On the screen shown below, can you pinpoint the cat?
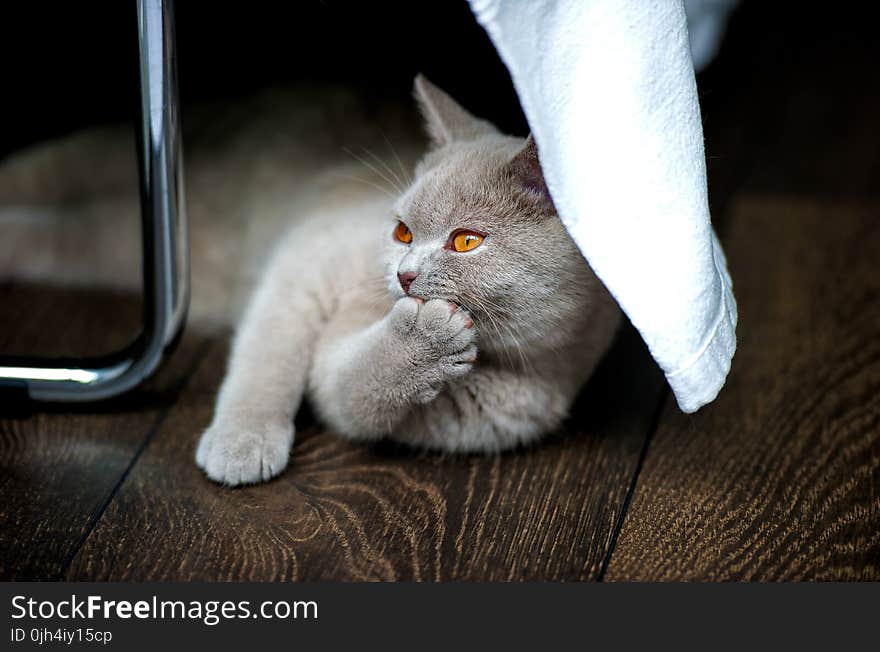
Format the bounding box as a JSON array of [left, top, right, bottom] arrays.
[[194, 76, 621, 486]]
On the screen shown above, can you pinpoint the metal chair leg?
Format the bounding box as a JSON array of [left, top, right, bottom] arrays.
[[0, 0, 189, 402]]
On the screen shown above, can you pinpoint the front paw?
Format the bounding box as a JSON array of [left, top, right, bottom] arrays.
[[195, 418, 294, 486], [388, 297, 477, 399]]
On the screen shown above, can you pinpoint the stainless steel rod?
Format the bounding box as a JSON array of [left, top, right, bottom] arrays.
[[0, 0, 189, 402]]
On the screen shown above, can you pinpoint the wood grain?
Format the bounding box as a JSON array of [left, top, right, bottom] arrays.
[[0, 284, 205, 580], [67, 324, 664, 581], [604, 196, 880, 581]]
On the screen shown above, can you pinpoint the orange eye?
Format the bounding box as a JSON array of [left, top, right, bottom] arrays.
[[451, 230, 485, 252], [394, 221, 413, 244]]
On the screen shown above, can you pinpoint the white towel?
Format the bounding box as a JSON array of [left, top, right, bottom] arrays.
[[468, 0, 737, 413]]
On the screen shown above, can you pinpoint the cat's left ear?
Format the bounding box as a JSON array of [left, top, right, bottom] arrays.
[[414, 74, 498, 147], [507, 134, 554, 208]]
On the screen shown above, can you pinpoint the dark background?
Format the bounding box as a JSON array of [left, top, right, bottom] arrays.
[[0, 1, 525, 161], [2, 1, 877, 205]]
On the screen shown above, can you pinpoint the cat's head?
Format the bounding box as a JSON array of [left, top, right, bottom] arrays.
[[384, 75, 609, 356]]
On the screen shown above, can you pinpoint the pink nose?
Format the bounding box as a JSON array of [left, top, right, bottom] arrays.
[[398, 271, 418, 294]]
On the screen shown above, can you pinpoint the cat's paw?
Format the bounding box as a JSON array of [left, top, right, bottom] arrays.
[[388, 297, 477, 398], [195, 418, 294, 486]]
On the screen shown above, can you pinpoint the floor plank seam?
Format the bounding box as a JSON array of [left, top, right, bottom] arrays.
[[596, 387, 669, 581], [55, 337, 213, 579]]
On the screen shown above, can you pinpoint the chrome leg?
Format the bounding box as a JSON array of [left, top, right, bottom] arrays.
[[0, 0, 189, 402]]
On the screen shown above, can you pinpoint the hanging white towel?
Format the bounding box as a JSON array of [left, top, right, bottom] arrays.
[[468, 0, 737, 412]]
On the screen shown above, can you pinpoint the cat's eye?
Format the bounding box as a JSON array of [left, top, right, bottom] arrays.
[[450, 230, 485, 253], [394, 221, 413, 244]]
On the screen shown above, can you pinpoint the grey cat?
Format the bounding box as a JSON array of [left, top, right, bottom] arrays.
[[195, 76, 621, 486]]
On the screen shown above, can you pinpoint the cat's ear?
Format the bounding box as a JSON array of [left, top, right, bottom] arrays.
[[414, 74, 498, 147], [507, 134, 554, 208]]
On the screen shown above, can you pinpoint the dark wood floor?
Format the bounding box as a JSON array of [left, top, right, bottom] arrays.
[[1, 5, 878, 581]]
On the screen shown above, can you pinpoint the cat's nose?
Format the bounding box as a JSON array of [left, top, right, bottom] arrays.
[[398, 271, 418, 294]]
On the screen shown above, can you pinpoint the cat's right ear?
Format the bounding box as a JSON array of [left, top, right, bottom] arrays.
[[414, 74, 498, 148], [507, 134, 555, 209]]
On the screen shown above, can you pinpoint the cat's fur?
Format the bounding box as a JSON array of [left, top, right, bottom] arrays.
[[195, 76, 620, 485]]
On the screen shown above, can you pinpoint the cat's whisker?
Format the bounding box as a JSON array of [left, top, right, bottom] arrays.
[[362, 146, 408, 194], [461, 291, 520, 373], [361, 146, 404, 189], [380, 131, 413, 187], [363, 292, 394, 308], [463, 291, 544, 375], [497, 318, 535, 376], [459, 289, 510, 314], [472, 295, 512, 319], [332, 171, 399, 200], [487, 303, 535, 375], [362, 289, 393, 302], [343, 147, 404, 196], [490, 321, 522, 373], [342, 155, 401, 196], [348, 155, 400, 199], [361, 277, 392, 289], [361, 287, 392, 301], [360, 289, 395, 313]]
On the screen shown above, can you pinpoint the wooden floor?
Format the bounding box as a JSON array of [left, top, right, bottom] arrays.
[[1, 6, 878, 581]]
